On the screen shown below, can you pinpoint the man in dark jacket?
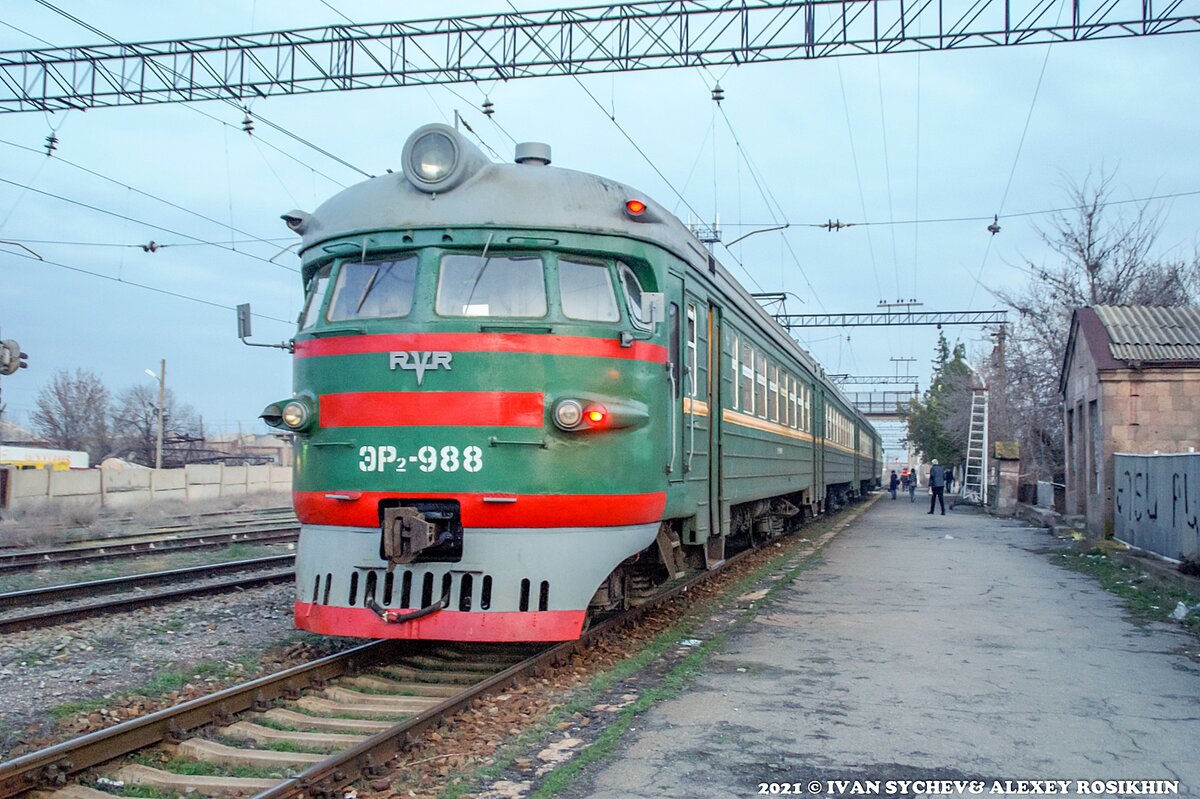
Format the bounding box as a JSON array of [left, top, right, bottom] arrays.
[[928, 459, 946, 515], [889, 470, 899, 499]]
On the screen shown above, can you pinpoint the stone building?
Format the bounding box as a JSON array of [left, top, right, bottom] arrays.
[[1059, 305, 1200, 538]]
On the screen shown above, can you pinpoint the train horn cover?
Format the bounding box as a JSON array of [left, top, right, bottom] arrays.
[[401, 123, 489, 193]]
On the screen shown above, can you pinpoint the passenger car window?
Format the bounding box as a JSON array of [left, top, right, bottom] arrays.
[[559, 258, 619, 321], [437, 253, 547, 317], [327, 257, 417, 321], [299, 265, 332, 330]]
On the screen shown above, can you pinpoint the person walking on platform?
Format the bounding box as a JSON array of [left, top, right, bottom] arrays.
[[928, 459, 946, 515], [888, 470, 899, 500], [907, 471, 917, 502]]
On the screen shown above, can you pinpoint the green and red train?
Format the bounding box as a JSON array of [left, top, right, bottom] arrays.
[[261, 123, 881, 643]]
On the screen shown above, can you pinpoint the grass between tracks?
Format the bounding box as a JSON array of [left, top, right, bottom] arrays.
[[439, 502, 863, 799]]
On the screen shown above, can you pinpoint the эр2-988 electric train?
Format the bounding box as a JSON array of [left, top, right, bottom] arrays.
[[258, 123, 881, 643]]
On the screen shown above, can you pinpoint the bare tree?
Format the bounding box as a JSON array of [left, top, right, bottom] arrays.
[[991, 170, 1200, 480], [30, 369, 112, 461], [111, 383, 202, 466]]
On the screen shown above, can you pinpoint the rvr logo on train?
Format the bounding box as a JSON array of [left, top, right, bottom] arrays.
[[389, 351, 453, 386]]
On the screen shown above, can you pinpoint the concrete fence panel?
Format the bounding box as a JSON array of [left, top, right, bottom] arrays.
[[10, 468, 50, 500], [270, 466, 291, 490], [101, 469, 153, 509], [103, 469, 152, 493], [1, 463, 292, 510], [185, 464, 224, 501], [49, 469, 102, 499], [221, 465, 249, 497], [152, 469, 188, 503], [1114, 453, 1200, 560]]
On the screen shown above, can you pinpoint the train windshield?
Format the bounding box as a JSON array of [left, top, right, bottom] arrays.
[[437, 253, 547, 317], [559, 257, 619, 322], [327, 257, 418, 321]]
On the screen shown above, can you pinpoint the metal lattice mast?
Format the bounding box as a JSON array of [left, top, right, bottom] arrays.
[[2, 1, 1200, 113]]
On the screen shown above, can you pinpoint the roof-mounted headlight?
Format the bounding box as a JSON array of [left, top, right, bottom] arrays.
[[409, 130, 457, 183], [400, 123, 491, 194]]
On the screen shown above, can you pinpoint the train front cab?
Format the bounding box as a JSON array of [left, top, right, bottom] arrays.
[[280, 233, 676, 642]]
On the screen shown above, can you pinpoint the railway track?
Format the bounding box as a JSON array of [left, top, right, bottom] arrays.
[[0, 555, 295, 634], [0, 496, 876, 799], [0, 524, 298, 575], [0, 542, 763, 799]]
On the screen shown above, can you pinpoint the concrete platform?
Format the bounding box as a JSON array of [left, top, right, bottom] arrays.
[[569, 497, 1200, 797]]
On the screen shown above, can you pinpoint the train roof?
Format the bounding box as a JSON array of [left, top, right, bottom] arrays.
[[287, 124, 873, 433]]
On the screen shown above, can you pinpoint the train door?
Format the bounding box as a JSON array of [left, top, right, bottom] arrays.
[[813, 387, 825, 514], [706, 302, 724, 566], [666, 274, 685, 485]]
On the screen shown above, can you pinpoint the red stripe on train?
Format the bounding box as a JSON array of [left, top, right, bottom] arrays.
[[320, 391, 544, 428], [294, 490, 667, 528], [295, 332, 666, 362], [295, 602, 586, 642]]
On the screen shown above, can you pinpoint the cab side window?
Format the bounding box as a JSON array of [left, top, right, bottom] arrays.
[[299, 265, 332, 330], [619, 263, 650, 329]]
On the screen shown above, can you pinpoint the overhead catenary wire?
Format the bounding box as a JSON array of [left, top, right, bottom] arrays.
[[0, 175, 298, 272], [496, 0, 764, 295], [874, 58, 902, 300], [649, 187, 1200, 231], [319, 0, 512, 159], [712, 101, 826, 310], [0, 247, 294, 326], [968, 1, 1063, 307], [179, 105, 347, 189], [833, 58, 886, 305]]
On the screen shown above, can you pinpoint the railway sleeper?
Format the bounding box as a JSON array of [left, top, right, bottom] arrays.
[[296, 695, 432, 718], [218, 720, 368, 750], [111, 764, 277, 795], [174, 738, 324, 768], [259, 707, 395, 733], [343, 674, 462, 696], [372, 665, 483, 684]]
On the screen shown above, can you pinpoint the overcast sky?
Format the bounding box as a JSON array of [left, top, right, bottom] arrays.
[[1, 1, 1198, 439]]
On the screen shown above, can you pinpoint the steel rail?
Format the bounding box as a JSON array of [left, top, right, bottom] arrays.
[[0, 554, 295, 610], [0, 542, 762, 799], [0, 527, 299, 573], [0, 568, 294, 634], [0, 640, 401, 799], [249, 545, 762, 799], [0, 508, 297, 545]]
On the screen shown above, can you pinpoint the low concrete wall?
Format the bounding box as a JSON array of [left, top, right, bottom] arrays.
[[0, 464, 292, 510], [1113, 452, 1200, 560]]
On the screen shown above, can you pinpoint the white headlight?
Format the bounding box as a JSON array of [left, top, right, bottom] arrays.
[[554, 399, 583, 430], [282, 401, 309, 429], [408, 131, 457, 183]]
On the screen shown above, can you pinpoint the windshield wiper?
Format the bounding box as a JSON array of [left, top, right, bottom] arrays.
[[354, 265, 382, 315]]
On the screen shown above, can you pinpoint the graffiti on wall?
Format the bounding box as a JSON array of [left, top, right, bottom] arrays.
[[1114, 454, 1200, 559]]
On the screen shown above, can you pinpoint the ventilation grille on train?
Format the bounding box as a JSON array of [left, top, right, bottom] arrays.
[[311, 570, 551, 613]]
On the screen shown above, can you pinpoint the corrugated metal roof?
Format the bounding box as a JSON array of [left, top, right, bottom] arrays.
[[1093, 305, 1200, 362]]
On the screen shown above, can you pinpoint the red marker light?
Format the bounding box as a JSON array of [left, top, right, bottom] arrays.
[[584, 405, 607, 425], [625, 199, 647, 216]]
